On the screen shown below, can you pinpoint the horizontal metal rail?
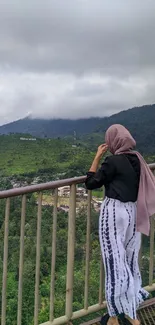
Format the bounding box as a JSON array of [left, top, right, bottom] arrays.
[[40, 282, 155, 325], [0, 162, 154, 199], [0, 176, 86, 198]]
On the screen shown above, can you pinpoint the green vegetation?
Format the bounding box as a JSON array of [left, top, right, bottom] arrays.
[[0, 134, 154, 324], [0, 183, 152, 325], [92, 189, 104, 199], [0, 134, 95, 180], [0, 134, 152, 184], [0, 184, 103, 325]]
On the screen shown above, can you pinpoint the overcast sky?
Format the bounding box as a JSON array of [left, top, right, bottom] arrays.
[[0, 0, 155, 125]]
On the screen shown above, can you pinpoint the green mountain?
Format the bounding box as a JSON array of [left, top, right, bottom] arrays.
[[0, 117, 103, 137], [0, 104, 155, 153], [96, 104, 155, 154]]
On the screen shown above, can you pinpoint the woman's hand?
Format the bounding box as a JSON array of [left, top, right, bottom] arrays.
[[88, 144, 108, 173], [96, 144, 108, 159]]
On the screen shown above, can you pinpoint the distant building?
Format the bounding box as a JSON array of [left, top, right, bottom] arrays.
[[76, 187, 86, 197], [58, 186, 70, 197], [59, 205, 69, 212], [20, 137, 36, 141], [58, 186, 86, 197]]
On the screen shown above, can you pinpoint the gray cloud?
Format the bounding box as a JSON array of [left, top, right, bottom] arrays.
[[0, 0, 155, 124]]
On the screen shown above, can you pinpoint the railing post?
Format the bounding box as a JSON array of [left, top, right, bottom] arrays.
[[34, 192, 42, 325], [84, 191, 92, 310], [139, 235, 143, 271], [149, 215, 155, 286], [17, 195, 27, 325], [1, 198, 10, 325], [50, 188, 58, 322], [99, 188, 105, 304], [99, 256, 104, 305], [65, 184, 76, 320]]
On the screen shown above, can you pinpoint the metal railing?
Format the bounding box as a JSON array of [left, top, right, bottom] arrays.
[[1, 164, 155, 325]]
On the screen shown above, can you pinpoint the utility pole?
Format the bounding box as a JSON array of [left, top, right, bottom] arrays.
[[72, 131, 77, 165]]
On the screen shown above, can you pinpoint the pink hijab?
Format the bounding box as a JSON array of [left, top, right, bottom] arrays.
[[105, 124, 155, 236]]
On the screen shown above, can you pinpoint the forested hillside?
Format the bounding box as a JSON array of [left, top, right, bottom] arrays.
[[0, 135, 94, 182], [0, 132, 154, 324], [0, 104, 155, 154], [0, 134, 154, 187]]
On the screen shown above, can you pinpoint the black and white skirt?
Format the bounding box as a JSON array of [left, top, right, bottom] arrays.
[[99, 197, 149, 319]]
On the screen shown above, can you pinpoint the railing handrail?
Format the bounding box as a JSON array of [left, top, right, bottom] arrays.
[[0, 162, 155, 199], [0, 176, 87, 199], [148, 163, 155, 170]]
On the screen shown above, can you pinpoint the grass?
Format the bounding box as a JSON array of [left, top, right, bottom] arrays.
[[0, 134, 94, 177], [92, 189, 104, 199], [36, 193, 88, 208]]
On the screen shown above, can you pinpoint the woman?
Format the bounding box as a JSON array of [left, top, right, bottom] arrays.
[[85, 124, 155, 325]]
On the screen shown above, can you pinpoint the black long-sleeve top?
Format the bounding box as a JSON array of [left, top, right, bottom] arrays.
[[85, 154, 140, 202]]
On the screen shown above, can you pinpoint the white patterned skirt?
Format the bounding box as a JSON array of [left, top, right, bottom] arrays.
[[99, 197, 149, 319]]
